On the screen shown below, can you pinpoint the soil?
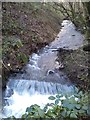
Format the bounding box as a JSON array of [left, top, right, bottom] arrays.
[[58, 47, 89, 91], [2, 3, 61, 89]]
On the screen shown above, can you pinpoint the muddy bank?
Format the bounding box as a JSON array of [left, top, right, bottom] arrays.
[[58, 47, 89, 91]]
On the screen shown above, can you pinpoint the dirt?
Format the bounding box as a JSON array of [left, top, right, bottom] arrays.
[[2, 3, 62, 89], [58, 47, 89, 91]]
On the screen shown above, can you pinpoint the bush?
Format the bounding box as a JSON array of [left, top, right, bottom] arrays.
[[7, 88, 89, 120]]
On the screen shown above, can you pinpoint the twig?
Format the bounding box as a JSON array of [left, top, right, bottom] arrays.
[[70, 53, 88, 69], [1, 60, 9, 71]]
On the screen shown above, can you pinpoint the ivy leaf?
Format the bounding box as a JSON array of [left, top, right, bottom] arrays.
[[79, 91, 83, 96], [49, 113, 56, 118], [70, 113, 77, 118], [34, 112, 39, 118], [68, 104, 76, 110], [87, 109, 90, 115], [74, 93, 80, 98], [44, 106, 48, 112], [75, 87, 79, 93], [26, 107, 33, 113], [38, 109, 45, 118], [55, 99, 59, 105], [33, 104, 40, 110], [56, 94, 63, 98], [66, 111, 71, 116], [48, 96, 55, 100], [78, 110, 86, 114], [61, 110, 67, 117], [82, 105, 88, 110], [20, 53, 28, 63], [62, 100, 70, 108], [75, 104, 81, 110], [21, 114, 27, 118], [46, 110, 56, 118], [16, 40, 23, 48]]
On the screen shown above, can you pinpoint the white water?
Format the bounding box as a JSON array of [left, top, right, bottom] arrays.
[[4, 79, 72, 118], [4, 91, 54, 118], [2, 20, 84, 118]]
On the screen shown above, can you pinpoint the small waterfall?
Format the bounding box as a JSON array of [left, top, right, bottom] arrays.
[[2, 20, 84, 118], [5, 79, 74, 96], [3, 79, 74, 118]]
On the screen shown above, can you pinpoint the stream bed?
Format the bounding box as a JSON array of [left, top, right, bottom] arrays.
[[2, 20, 84, 118]]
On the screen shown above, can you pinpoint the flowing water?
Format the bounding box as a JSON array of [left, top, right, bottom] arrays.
[[2, 20, 84, 118]]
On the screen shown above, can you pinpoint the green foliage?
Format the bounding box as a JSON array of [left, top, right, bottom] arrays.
[[47, 3, 88, 34], [16, 52, 28, 64], [48, 96, 56, 100], [3, 36, 28, 64], [7, 88, 89, 119], [25, 104, 45, 118], [13, 39, 23, 48]]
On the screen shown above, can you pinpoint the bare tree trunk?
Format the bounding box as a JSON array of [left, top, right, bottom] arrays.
[[83, 2, 90, 41]]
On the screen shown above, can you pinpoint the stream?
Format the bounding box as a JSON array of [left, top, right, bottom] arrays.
[[2, 20, 84, 118]]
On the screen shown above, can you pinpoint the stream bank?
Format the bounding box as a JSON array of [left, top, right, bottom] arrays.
[[2, 2, 62, 89], [58, 47, 89, 91], [49, 20, 89, 91]]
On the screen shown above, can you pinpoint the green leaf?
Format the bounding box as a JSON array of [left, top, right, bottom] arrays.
[[70, 113, 77, 118], [79, 91, 83, 96], [21, 114, 27, 118], [55, 99, 59, 105], [69, 97, 76, 103], [44, 106, 48, 112], [48, 96, 56, 100], [46, 110, 56, 118], [68, 104, 76, 110], [74, 93, 80, 98], [61, 110, 67, 117], [38, 109, 45, 118], [16, 40, 23, 48], [56, 94, 63, 98], [26, 107, 33, 113], [75, 104, 81, 110], [32, 104, 40, 109], [26, 104, 40, 113], [20, 53, 28, 63], [82, 105, 88, 110], [16, 54, 21, 60], [75, 87, 79, 93], [87, 109, 90, 115], [33, 112, 39, 118], [62, 100, 70, 108], [49, 113, 56, 118], [66, 111, 71, 116], [78, 109, 86, 114]]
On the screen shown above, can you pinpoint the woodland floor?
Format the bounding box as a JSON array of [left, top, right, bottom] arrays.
[[58, 47, 89, 91]]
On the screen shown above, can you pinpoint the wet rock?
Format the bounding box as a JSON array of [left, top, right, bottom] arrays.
[[5, 88, 13, 97], [58, 64, 64, 69], [83, 44, 90, 52], [47, 70, 54, 75], [72, 34, 75, 36], [58, 48, 73, 53]]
